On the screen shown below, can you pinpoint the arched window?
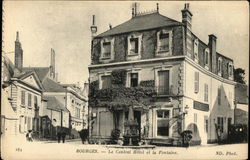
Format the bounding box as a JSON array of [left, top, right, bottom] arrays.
[[218, 57, 222, 76], [204, 48, 210, 69], [194, 39, 199, 62]]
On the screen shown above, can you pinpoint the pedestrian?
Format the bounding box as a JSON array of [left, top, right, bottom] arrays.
[[57, 132, 61, 143], [61, 132, 66, 143], [26, 130, 33, 142]]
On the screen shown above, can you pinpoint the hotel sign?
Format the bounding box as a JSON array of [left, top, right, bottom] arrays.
[[193, 101, 209, 111]]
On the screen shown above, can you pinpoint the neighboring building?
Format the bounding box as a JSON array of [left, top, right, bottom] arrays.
[[234, 83, 248, 125], [1, 35, 43, 139], [1, 32, 88, 140], [88, 3, 235, 145]]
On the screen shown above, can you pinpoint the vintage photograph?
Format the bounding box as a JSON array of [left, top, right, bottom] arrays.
[[1, 1, 248, 160]]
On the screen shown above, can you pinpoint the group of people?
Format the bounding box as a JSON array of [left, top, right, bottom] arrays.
[[25, 129, 67, 143], [57, 131, 67, 143]]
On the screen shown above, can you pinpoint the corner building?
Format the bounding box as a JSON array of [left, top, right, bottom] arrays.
[[88, 3, 235, 145]]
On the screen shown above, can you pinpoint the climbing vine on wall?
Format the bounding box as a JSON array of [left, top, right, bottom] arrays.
[[89, 70, 156, 110]]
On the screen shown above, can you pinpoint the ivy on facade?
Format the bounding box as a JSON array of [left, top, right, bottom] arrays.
[[89, 70, 156, 111]]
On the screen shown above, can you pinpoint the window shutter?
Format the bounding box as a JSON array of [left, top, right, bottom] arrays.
[[194, 72, 199, 93]]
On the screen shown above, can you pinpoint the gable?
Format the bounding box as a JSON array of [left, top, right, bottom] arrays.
[[22, 75, 40, 89]]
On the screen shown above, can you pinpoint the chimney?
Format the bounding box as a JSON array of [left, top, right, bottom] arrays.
[[14, 31, 23, 71], [156, 3, 159, 13], [109, 24, 112, 29], [90, 15, 97, 38], [83, 81, 89, 97], [181, 3, 193, 57], [208, 34, 217, 73], [181, 3, 193, 31], [50, 48, 55, 79]]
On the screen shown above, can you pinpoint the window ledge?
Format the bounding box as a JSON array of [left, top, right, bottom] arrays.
[[127, 53, 139, 57], [100, 57, 111, 60]]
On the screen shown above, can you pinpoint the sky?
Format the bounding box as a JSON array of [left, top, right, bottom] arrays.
[[3, 1, 249, 86]]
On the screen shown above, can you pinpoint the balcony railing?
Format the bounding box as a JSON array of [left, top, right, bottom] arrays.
[[155, 85, 175, 96]]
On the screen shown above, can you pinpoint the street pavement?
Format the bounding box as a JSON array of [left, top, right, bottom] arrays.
[[1, 136, 248, 160]]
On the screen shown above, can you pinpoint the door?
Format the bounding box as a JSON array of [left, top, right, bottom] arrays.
[[134, 111, 141, 141]]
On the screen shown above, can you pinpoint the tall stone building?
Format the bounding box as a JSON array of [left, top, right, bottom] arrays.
[[88, 3, 235, 145]]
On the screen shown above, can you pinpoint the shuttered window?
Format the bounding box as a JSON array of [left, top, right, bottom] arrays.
[[28, 93, 32, 107], [204, 83, 208, 102], [21, 91, 25, 105], [194, 72, 199, 93]]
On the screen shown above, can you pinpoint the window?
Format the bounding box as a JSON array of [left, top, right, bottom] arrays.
[[21, 91, 25, 105], [194, 113, 197, 132], [100, 38, 114, 61], [204, 48, 210, 67], [228, 62, 233, 78], [217, 117, 224, 133], [158, 70, 170, 95], [194, 113, 197, 123], [75, 108, 80, 118], [101, 75, 111, 89], [194, 39, 199, 62], [130, 73, 138, 87], [204, 84, 208, 102], [34, 96, 38, 109], [156, 30, 172, 56], [194, 72, 199, 93], [157, 110, 170, 136], [204, 116, 208, 133], [28, 93, 32, 107], [218, 57, 222, 75], [102, 42, 111, 58], [158, 32, 169, 52], [129, 38, 139, 55], [218, 88, 221, 105]]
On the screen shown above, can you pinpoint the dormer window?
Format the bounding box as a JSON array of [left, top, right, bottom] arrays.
[[218, 57, 222, 76], [204, 48, 210, 70], [156, 29, 172, 56], [129, 38, 139, 55], [159, 32, 169, 52], [100, 38, 114, 62], [228, 62, 233, 80], [102, 42, 111, 58], [127, 33, 142, 61], [194, 39, 199, 63]]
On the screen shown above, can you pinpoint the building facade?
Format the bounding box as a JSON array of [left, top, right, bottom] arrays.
[[88, 3, 235, 145]]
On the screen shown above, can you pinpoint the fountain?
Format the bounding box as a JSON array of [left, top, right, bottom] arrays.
[[123, 106, 139, 146]]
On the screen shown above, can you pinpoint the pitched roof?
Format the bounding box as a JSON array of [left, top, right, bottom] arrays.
[[45, 96, 69, 112], [96, 12, 182, 38], [42, 77, 66, 92], [22, 67, 50, 82]]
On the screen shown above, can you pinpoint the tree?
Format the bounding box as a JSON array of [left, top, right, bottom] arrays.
[[234, 68, 246, 84]]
